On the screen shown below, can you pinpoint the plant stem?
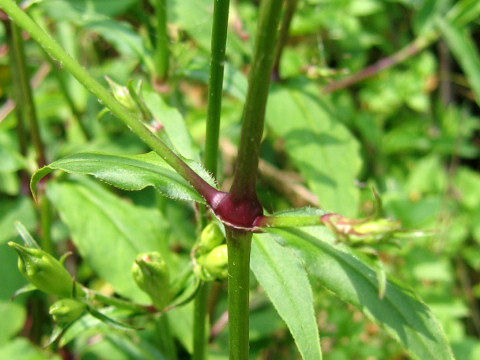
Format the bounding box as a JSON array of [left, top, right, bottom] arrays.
[[193, 3, 232, 358], [273, 0, 298, 80], [229, 0, 283, 200], [153, 0, 169, 81], [193, 282, 210, 360], [0, 0, 219, 201], [156, 315, 178, 360], [8, 11, 47, 168], [204, 0, 230, 177], [4, 18, 29, 190], [226, 228, 251, 360]]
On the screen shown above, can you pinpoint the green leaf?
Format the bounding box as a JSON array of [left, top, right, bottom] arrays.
[[266, 225, 455, 360], [266, 80, 362, 216], [32, 152, 215, 204], [46, 179, 171, 303], [251, 234, 322, 360], [0, 301, 25, 344], [437, 18, 480, 106]]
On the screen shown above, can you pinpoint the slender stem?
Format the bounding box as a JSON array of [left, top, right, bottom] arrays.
[[226, 228, 251, 360], [8, 9, 47, 167], [193, 282, 210, 360], [153, 0, 169, 81], [0, 0, 219, 202], [322, 36, 433, 93], [193, 3, 232, 358], [205, 0, 230, 177], [273, 0, 298, 80], [4, 18, 29, 190], [156, 316, 178, 360], [229, 0, 284, 200]]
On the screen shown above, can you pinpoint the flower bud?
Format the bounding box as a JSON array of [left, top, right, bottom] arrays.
[[49, 299, 86, 324], [198, 222, 224, 255], [197, 244, 228, 281], [105, 76, 137, 111], [8, 242, 74, 298], [131, 252, 172, 309], [321, 214, 401, 243]]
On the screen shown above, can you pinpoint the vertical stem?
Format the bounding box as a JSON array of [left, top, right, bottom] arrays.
[[154, 0, 169, 81], [193, 282, 210, 360], [7, 7, 53, 253], [4, 19, 29, 193], [193, 2, 231, 359], [273, 0, 298, 80], [156, 315, 178, 360], [226, 228, 252, 360], [9, 12, 47, 167], [204, 0, 231, 177], [229, 0, 284, 200], [224, 1, 283, 359]]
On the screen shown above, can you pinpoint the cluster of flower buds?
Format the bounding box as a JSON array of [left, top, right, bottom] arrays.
[[131, 252, 173, 310], [8, 242, 75, 298], [193, 222, 228, 281]]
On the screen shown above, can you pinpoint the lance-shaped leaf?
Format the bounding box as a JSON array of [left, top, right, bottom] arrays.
[[31, 152, 216, 204], [251, 234, 322, 360], [264, 225, 455, 360]]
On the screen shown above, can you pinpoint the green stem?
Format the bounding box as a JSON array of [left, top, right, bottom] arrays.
[[204, 0, 230, 177], [273, 0, 298, 80], [0, 0, 217, 200], [8, 10, 47, 167], [156, 315, 178, 360], [229, 0, 284, 200], [226, 228, 251, 360], [193, 282, 210, 360], [153, 0, 169, 81], [4, 18, 29, 191], [193, 3, 231, 358]]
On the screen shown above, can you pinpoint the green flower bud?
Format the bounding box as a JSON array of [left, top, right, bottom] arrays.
[[197, 244, 228, 281], [198, 222, 224, 254], [131, 252, 172, 309], [105, 76, 137, 111], [49, 299, 86, 324], [8, 242, 74, 298], [321, 214, 401, 244]]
